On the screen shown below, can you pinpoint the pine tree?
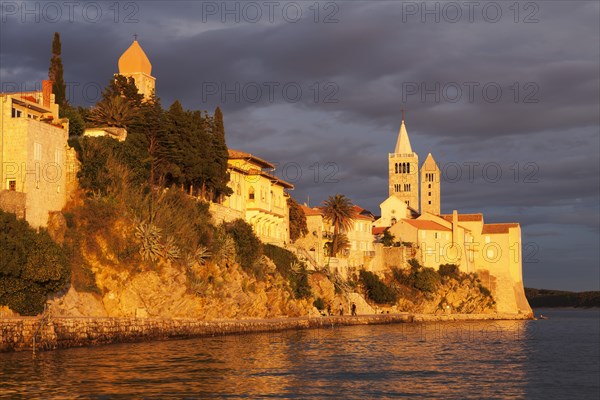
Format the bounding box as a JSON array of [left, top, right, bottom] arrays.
[[48, 32, 67, 107]]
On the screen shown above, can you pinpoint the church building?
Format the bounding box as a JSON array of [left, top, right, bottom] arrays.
[[373, 118, 531, 315]]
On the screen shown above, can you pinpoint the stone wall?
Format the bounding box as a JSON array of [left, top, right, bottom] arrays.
[[0, 313, 530, 353], [209, 202, 243, 224]]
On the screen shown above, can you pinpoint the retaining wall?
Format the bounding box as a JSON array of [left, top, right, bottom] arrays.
[[0, 313, 530, 353]]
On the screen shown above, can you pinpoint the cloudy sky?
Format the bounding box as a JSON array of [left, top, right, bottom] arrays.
[[1, 1, 598, 291]]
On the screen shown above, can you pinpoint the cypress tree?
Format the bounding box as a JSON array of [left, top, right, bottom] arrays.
[[210, 107, 232, 201], [48, 32, 67, 107]]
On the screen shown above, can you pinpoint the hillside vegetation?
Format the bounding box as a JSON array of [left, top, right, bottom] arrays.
[[525, 288, 600, 308]]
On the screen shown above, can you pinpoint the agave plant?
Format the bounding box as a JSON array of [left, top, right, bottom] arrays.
[[162, 236, 181, 262], [192, 245, 212, 266], [135, 221, 162, 262]]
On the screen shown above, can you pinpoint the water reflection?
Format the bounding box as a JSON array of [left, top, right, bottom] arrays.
[[1, 315, 597, 399]]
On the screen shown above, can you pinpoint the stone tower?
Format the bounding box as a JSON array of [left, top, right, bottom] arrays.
[[420, 153, 441, 215], [389, 119, 419, 210], [118, 39, 155, 99]]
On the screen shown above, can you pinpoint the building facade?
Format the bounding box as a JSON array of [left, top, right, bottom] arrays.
[[0, 81, 75, 227], [376, 119, 531, 315], [223, 150, 293, 245]]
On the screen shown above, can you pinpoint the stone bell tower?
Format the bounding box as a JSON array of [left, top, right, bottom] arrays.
[[388, 118, 419, 211], [118, 38, 155, 100], [420, 153, 441, 215]]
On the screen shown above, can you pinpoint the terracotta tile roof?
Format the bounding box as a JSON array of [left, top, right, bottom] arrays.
[[482, 223, 519, 234], [352, 205, 375, 221], [372, 227, 387, 235], [440, 213, 484, 222], [228, 149, 274, 169], [402, 219, 451, 231], [300, 205, 323, 216]]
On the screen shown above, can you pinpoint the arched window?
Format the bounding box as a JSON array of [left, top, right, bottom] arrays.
[[407, 163, 411, 174], [395, 163, 398, 174], [248, 186, 255, 200]]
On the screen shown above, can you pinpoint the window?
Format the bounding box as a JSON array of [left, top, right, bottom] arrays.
[[248, 186, 255, 200], [435, 232, 438, 239], [428, 201, 431, 205], [407, 163, 410, 173], [34, 143, 42, 161], [428, 184, 431, 189], [55, 149, 62, 165], [8, 180, 16, 191], [11, 108, 22, 118], [428, 192, 431, 196]]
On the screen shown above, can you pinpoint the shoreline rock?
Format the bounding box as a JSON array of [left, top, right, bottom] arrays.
[[0, 312, 532, 353]]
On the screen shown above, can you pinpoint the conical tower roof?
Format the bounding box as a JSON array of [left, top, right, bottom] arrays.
[[394, 120, 412, 154], [118, 40, 152, 75], [422, 153, 439, 171]]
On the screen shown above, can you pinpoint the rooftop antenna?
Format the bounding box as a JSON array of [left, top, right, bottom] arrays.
[[401, 108, 405, 122], [133, 33, 138, 41]]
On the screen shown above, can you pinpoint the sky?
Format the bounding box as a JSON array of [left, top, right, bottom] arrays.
[[1, 1, 598, 291]]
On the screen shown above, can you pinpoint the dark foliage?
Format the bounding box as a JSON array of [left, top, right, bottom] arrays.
[[288, 196, 308, 243], [48, 32, 66, 107], [525, 288, 600, 308], [359, 270, 397, 304], [438, 264, 460, 280], [313, 297, 325, 310], [223, 219, 262, 273], [263, 244, 312, 299], [0, 210, 70, 315]]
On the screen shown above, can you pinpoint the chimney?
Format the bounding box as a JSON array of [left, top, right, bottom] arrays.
[[452, 209, 458, 245], [42, 80, 53, 108]]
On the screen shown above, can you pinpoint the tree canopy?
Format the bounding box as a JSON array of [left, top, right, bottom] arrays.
[[322, 194, 357, 256], [48, 32, 66, 107]]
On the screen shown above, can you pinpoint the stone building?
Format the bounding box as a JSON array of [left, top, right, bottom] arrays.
[[375, 119, 531, 315], [295, 203, 375, 277], [118, 39, 155, 100], [0, 81, 75, 227], [222, 149, 293, 245]]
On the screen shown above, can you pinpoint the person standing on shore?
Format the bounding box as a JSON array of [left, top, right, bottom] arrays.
[[351, 303, 357, 316], [339, 303, 344, 316]]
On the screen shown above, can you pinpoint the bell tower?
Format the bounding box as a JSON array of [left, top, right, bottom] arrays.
[[118, 38, 155, 100], [389, 118, 419, 211], [420, 153, 441, 215]]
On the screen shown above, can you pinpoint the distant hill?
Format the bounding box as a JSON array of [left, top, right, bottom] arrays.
[[525, 288, 600, 308]]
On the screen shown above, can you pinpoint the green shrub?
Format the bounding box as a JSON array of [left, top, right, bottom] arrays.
[[381, 229, 394, 246], [413, 267, 440, 293], [408, 258, 422, 270], [263, 244, 312, 299], [223, 219, 262, 273], [359, 270, 397, 304], [438, 264, 460, 280], [478, 284, 492, 298], [313, 297, 325, 310], [0, 210, 71, 315]]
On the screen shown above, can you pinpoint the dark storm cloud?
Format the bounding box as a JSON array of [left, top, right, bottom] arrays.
[[1, 0, 598, 289]]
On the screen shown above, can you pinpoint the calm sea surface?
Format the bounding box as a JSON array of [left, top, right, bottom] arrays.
[[1, 309, 599, 399]]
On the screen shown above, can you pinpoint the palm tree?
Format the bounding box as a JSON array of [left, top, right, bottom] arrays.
[[89, 95, 138, 128], [322, 194, 357, 257]]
